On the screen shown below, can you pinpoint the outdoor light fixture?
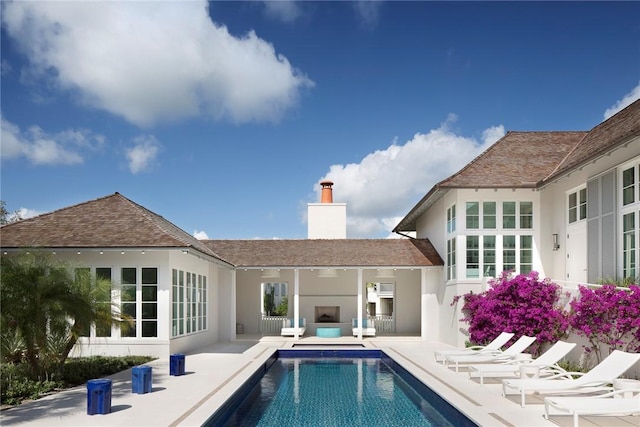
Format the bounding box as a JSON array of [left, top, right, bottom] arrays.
[[552, 233, 560, 251]]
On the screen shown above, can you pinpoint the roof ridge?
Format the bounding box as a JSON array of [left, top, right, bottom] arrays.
[[543, 100, 640, 182], [1, 192, 122, 228], [543, 132, 590, 181], [441, 130, 587, 188], [114, 193, 202, 249], [115, 194, 234, 263]]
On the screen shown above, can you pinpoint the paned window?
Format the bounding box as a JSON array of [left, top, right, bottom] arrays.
[[483, 236, 496, 277], [520, 202, 533, 229], [75, 268, 92, 337], [568, 188, 587, 223], [466, 236, 480, 278], [503, 202, 516, 229], [623, 212, 636, 279], [172, 269, 207, 337], [447, 205, 456, 234], [623, 167, 636, 206], [483, 202, 496, 229], [466, 202, 479, 229], [121, 267, 137, 337], [95, 267, 112, 337], [75, 267, 112, 338], [520, 236, 533, 274], [141, 268, 158, 338], [447, 238, 456, 280], [503, 236, 516, 272], [121, 267, 158, 338]]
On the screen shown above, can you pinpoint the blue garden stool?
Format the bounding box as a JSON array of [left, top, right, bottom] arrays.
[[132, 365, 153, 394], [170, 353, 186, 376], [87, 379, 112, 415]]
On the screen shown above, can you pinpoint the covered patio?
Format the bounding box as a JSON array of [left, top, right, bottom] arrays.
[[205, 238, 445, 341]]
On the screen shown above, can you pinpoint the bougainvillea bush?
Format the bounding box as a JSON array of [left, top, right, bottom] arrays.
[[570, 284, 640, 363], [452, 271, 571, 356]]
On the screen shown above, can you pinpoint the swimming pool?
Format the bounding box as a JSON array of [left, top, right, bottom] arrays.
[[205, 349, 477, 427]]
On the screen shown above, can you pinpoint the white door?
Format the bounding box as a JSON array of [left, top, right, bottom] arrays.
[[566, 224, 587, 284]]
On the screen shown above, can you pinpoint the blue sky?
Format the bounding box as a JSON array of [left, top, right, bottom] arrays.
[[1, 1, 639, 239]]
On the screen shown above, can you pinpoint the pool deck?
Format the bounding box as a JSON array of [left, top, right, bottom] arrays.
[[1, 336, 638, 427]]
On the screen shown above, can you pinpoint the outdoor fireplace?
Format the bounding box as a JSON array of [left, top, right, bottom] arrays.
[[315, 306, 340, 323]]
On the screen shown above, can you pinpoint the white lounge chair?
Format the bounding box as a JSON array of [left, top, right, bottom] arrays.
[[434, 331, 514, 363], [469, 340, 577, 384], [446, 335, 537, 372], [544, 388, 640, 427], [281, 318, 306, 337], [502, 350, 640, 407], [352, 318, 375, 337]]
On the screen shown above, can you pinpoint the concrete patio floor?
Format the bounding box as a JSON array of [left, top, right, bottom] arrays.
[[1, 337, 638, 427]]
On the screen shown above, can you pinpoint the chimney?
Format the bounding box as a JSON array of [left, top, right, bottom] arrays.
[[308, 180, 346, 239], [320, 180, 334, 203]]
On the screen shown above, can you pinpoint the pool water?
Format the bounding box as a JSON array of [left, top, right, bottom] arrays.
[[207, 350, 476, 427]]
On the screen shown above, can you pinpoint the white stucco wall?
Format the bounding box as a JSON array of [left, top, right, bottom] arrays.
[[36, 248, 222, 359], [539, 137, 640, 284], [307, 203, 347, 239]]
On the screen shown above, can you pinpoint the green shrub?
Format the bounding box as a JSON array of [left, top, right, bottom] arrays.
[[1, 355, 155, 406]]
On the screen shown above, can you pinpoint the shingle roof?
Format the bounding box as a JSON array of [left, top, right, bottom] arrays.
[[393, 131, 585, 232], [0, 192, 226, 262], [544, 99, 640, 183], [440, 131, 586, 188], [395, 99, 640, 233], [1, 193, 443, 268], [204, 238, 444, 268]]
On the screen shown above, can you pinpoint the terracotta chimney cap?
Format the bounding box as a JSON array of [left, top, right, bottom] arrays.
[[320, 180, 334, 203]]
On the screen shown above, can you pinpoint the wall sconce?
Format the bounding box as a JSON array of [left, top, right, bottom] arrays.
[[552, 234, 560, 251]]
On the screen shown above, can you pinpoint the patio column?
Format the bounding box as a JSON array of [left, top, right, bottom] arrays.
[[231, 269, 237, 341], [421, 268, 428, 340], [294, 269, 300, 340], [421, 267, 439, 341], [357, 268, 363, 339]]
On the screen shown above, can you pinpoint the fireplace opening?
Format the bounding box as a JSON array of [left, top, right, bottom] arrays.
[[315, 306, 340, 323]]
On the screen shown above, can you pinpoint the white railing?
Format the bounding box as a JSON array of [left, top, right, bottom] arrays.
[[261, 315, 287, 336], [372, 315, 394, 335]]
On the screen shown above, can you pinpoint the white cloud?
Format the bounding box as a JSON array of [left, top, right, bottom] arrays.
[[604, 83, 640, 119], [1, 116, 103, 165], [262, 1, 302, 23], [353, 1, 383, 29], [482, 125, 506, 146], [2, 1, 314, 127], [193, 230, 209, 240], [14, 207, 41, 220], [125, 135, 160, 174], [316, 116, 503, 237]]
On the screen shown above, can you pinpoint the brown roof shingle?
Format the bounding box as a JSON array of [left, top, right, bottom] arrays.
[[0, 193, 225, 261], [395, 100, 640, 233], [1, 193, 442, 268], [204, 238, 443, 268], [440, 131, 586, 188], [545, 99, 640, 183]]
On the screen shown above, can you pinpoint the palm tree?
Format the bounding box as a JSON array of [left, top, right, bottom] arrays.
[[0, 251, 122, 379]]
